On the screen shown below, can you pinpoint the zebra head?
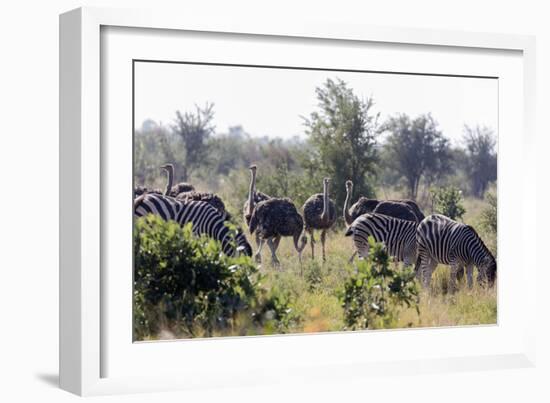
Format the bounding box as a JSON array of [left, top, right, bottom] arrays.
[[235, 230, 253, 257], [479, 256, 497, 287]]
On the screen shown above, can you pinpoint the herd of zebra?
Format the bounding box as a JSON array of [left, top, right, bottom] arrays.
[[134, 163, 497, 289]]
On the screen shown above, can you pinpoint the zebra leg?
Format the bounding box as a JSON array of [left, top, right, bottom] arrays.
[[420, 259, 437, 289], [456, 265, 465, 283], [348, 251, 357, 264], [466, 264, 474, 289], [449, 264, 461, 293], [320, 229, 327, 262], [267, 237, 281, 266], [255, 238, 265, 264]]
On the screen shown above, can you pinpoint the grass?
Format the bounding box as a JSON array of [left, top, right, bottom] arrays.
[[251, 229, 496, 334], [146, 227, 496, 340]]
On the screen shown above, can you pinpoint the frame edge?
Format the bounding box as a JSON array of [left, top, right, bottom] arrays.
[[59, 7, 83, 396]]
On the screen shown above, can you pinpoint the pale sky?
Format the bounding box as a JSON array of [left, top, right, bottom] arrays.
[[134, 62, 498, 146]]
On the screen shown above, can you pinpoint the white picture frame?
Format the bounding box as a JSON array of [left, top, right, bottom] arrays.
[[59, 6, 537, 396]]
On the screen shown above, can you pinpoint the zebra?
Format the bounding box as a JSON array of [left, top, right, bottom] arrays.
[[415, 214, 496, 289], [344, 213, 418, 266], [134, 193, 252, 257]]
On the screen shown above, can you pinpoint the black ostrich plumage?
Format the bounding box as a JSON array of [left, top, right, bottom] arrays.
[[248, 198, 304, 239], [243, 191, 271, 226], [302, 193, 337, 230], [169, 182, 195, 197], [372, 200, 418, 222], [133, 185, 163, 197], [177, 191, 228, 218], [398, 199, 425, 222], [348, 197, 380, 222]]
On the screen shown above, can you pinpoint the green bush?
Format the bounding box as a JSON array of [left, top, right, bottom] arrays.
[[340, 238, 419, 330], [431, 186, 466, 220], [134, 215, 295, 339], [478, 186, 497, 255]]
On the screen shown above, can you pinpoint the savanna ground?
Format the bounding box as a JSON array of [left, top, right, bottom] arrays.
[[142, 195, 496, 341]]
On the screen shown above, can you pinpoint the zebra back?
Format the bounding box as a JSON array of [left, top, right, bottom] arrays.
[[345, 213, 418, 264], [134, 193, 251, 257]]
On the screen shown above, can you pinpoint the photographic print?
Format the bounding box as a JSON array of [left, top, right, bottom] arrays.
[[132, 61, 497, 341]]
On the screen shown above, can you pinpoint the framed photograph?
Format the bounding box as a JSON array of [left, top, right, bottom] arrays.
[[60, 7, 536, 396]]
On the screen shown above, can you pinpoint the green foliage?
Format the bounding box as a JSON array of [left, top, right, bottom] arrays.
[[133, 215, 295, 339], [304, 78, 379, 209], [463, 125, 497, 197], [477, 185, 497, 255], [383, 114, 452, 200], [431, 186, 466, 221], [340, 238, 419, 330]]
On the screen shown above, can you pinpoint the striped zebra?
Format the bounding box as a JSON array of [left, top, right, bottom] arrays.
[[134, 193, 252, 257], [344, 213, 418, 266], [415, 214, 496, 289]]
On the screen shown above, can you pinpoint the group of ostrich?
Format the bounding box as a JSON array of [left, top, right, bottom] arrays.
[[135, 163, 497, 289]]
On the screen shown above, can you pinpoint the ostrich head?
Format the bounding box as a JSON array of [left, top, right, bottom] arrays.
[[249, 164, 257, 173], [345, 180, 353, 192], [160, 163, 174, 173]]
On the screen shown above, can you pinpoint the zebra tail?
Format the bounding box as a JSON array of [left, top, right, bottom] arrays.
[[344, 226, 353, 237]]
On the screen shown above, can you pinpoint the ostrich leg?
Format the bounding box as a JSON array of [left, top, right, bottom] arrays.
[[309, 229, 315, 260], [320, 229, 327, 262], [267, 236, 281, 266], [255, 238, 265, 264]]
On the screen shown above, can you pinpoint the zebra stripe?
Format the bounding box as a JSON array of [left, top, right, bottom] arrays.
[[415, 214, 496, 288], [345, 213, 418, 265], [134, 193, 252, 257]]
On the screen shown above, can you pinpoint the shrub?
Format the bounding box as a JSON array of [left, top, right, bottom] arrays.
[[340, 238, 419, 330], [479, 188, 497, 235], [431, 186, 466, 220], [478, 186, 497, 255], [133, 215, 294, 339]]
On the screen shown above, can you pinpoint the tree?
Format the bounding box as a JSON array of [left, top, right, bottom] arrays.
[[171, 103, 216, 181], [463, 125, 497, 197], [430, 186, 466, 221], [304, 78, 379, 210], [383, 114, 451, 200]]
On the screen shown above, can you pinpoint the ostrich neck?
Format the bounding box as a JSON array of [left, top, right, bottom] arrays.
[[343, 187, 353, 225], [164, 168, 173, 196], [247, 170, 256, 216], [321, 182, 328, 223]]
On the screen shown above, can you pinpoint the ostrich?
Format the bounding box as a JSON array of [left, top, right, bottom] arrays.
[[242, 165, 271, 248], [372, 201, 418, 222], [243, 165, 271, 226], [177, 191, 229, 220], [248, 197, 307, 267], [160, 163, 195, 197], [343, 180, 380, 226], [160, 163, 228, 217], [133, 185, 163, 197], [303, 178, 337, 261]]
